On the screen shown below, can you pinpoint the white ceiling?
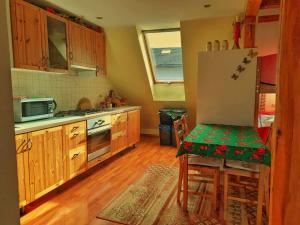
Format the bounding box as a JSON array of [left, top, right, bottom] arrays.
[[45, 0, 247, 27]]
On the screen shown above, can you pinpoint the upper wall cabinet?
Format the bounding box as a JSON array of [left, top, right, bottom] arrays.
[[10, 0, 106, 75], [44, 12, 68, 71], [10, 0, 45, 70], [68, 21, 106, 75]]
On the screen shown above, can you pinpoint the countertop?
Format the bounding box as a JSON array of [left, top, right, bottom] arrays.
[[15, 106, 141, 135]]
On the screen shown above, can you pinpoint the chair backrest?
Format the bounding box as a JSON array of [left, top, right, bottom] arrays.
[[173, 115, 189, 149]]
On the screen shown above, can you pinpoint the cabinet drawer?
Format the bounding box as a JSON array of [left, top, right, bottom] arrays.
[[64, 121, 86, 149], [68, 145, 87, 179], [112, 113, 127, 125]]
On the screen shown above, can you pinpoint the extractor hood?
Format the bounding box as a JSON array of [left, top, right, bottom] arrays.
[[70, 64, 97, 71]]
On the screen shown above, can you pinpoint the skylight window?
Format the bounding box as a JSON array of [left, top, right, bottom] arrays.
[[143, 29, 184, 83]]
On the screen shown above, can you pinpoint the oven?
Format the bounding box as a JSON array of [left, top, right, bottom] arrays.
[[87, 115, 111, 162]]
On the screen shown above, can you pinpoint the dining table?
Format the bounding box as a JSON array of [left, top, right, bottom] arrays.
[[177, 123, 271, 225]]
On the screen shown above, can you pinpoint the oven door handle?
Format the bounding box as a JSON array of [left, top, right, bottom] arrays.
[[87, 125, 111, 136]]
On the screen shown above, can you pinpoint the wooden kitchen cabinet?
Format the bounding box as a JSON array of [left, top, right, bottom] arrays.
[[28, 126, 64, 201], [95, 32, 106, 76], [68, 22, 95, 68], [111, 113, 128, 155], [10, 0, 45, 70], [68, 21, 86, 67], [10, 0, 106, 74], [127, 110, 140, 147], [63, 121, 87, 180], [15, 134, 30, 207]]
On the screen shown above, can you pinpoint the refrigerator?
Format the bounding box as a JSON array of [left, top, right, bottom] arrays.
[[197, 49, 258, 126]]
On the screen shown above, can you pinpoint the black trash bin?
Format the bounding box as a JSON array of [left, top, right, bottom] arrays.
[[159, 108, 187, 125], [159, 124, 172, 146], [158, 108, 187, 146]]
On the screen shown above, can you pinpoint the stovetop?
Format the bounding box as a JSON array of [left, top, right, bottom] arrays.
[[55, 108, 104, 117]]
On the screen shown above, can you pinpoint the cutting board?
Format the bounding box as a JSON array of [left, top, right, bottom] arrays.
[[77, 97, 92, 110]]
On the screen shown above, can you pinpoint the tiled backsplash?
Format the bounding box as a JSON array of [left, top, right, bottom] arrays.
[[11, 69, 113, 112]]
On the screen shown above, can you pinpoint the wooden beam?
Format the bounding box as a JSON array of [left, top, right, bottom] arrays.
[[244, 16, 257, 48], [258, 14, 280, 23], [246, 0, 263, 16], [270, 0, 300, 225], [244, 0, 262, 48], [261, 0, 281, 9]]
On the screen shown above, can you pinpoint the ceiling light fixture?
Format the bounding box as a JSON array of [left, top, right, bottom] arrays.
[[204, 4, 211, 8]]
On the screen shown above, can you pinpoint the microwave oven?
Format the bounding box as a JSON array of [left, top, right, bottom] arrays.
[[13, 98, 57, 122]]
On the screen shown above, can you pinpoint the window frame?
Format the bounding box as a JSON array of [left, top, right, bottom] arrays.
[[142, 28, 184, 84]]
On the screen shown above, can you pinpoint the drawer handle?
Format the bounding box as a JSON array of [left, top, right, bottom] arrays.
[[71, 133, 79, 138], [71, 126, 79, 133], [72, 152, 80, 159], [20, 139, 32, 153], [17, 139, 27, 153], [27, 139, 33, 151]]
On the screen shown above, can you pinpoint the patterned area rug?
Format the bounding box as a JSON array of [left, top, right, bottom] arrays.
[[96, 165, 267, 225]]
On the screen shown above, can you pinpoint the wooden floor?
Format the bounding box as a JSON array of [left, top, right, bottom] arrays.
[[20, 135, 179, 225]]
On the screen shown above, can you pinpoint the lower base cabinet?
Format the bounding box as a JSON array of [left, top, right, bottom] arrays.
[[127, 110, 140, 146], [28, 127, 64, 201], [15, 134, 30, 207], [15, 109, 140, 208], [111, 113, 128, 155]]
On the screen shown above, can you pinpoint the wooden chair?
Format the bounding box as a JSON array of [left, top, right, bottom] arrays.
[[174, 116, 223, 212], [223, 126, 272, 225]]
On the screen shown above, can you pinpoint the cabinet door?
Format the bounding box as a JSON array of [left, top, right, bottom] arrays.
[[28, 127, 64, 200], [127, 110, 140, 147], [15, 134, 30, 207], [86, 29, 96, 66], [68, 145, 87, 179], [95, 32, 106, 76], [68, 21, 83, 66], [10, 0, 45, 70], [111, 113, 128, 155]]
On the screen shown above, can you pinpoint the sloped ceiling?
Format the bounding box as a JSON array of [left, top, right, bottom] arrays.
[[44, 0, 247, 27]]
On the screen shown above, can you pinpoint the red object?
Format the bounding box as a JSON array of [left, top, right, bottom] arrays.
[[257, 127, 271, 144], [259, 54, 277, 85], [233, 21, 241, 48], [46, 7, 56, 14]]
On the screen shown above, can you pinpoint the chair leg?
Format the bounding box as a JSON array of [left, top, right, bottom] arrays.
[[183, 155, 188, 212], [177, 158, 183, 203], [256, 166, 265, 225], [212, 169, 219, 212], [264, 168, 270, 217], [223, 172, 229, 221]]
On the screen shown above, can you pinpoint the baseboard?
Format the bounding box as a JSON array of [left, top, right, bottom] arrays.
[[141, 128, 159, 136]]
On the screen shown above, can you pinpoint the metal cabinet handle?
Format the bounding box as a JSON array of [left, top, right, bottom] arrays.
[[27, 139, 33, 151], [20, 139, 32, 153], [71, 126, 79, 133], [69, 52, 73, 60], [17, 139, 27, 153], [71, 133, 79, 138], [71, 152, 80, 159]]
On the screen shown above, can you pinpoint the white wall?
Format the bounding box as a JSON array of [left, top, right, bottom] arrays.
[[256, 9, 280, 56], [0, 0, 20, 224]]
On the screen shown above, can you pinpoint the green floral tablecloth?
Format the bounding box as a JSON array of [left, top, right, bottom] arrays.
[[177, 124, 271, 166]]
